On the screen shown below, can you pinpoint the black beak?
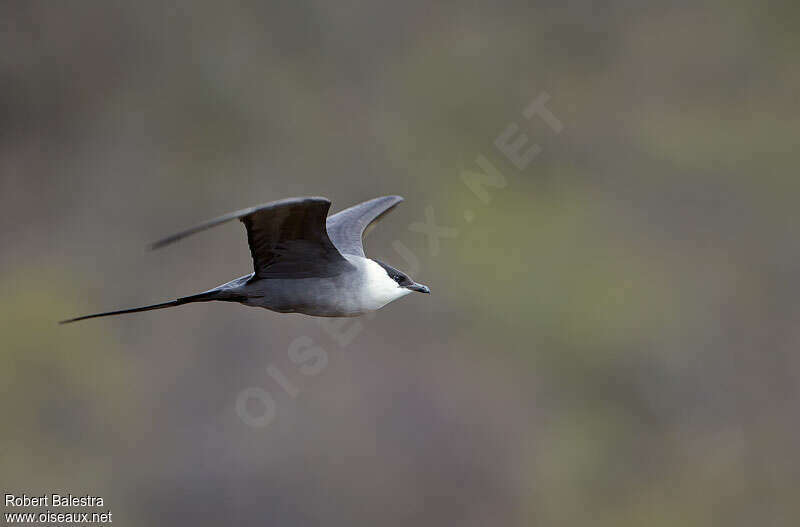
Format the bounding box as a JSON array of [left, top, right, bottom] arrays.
[[407, 283, 431, 294]]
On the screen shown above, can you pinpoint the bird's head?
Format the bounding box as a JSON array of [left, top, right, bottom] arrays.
[[374, 260, 430, 294]]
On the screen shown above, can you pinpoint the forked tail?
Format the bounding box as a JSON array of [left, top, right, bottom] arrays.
[[59, 291, 221, 324]]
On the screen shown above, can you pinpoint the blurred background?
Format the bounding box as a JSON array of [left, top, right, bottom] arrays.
[[2, 1, 799, 525]]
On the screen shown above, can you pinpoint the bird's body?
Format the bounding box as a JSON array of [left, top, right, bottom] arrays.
[[214, 255, 412, 317], [61, 196, 429, 324]]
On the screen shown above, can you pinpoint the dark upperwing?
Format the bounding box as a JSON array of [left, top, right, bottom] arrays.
[[150, 196, 353, 279]]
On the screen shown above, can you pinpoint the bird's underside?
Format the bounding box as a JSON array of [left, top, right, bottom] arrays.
[[60, 195, 412, 323]]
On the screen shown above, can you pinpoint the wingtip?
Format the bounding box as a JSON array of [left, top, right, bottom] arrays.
[[378, 195, 404, 205], [148, 235, 181, 251]]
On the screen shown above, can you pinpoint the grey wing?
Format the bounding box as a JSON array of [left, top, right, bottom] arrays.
[[150, 196, 354, 279], [326, 195, 404, 257]]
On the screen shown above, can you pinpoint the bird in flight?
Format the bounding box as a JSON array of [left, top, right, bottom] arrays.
[[60, 195, 429, 324]]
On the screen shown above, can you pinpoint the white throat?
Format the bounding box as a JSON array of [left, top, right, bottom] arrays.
[[358, 258, 412, 310]]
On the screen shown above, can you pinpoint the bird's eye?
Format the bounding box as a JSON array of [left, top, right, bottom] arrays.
[[394, 275, 404, 284]]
